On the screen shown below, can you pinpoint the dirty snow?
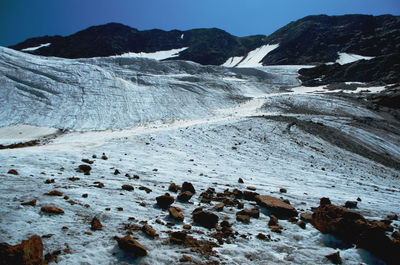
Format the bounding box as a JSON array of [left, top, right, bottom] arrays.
[[336, 52, 374, 65], [113, 47, 188, 60], [0, 47, 399, 265]]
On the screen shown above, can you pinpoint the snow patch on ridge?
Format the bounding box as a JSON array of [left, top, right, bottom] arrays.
[[114, 47, 188, 61], [21, 43, 51, 51], [222, 44, 279, 68], [336, 52, 374, 65]]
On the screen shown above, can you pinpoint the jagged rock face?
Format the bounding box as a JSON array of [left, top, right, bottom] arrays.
[[299, 53, 400, 86], [262, 14, 400, 65], [9, 23, 265, 66]]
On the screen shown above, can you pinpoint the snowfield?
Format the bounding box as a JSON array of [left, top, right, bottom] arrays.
[[0, 47, 399, 265]]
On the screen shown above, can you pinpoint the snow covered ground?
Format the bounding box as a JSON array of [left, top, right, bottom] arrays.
[[335, 52, 374, 65], [113, 47, 188, 61], [0, 47, 399, 265], [222, 44, 279, 68]]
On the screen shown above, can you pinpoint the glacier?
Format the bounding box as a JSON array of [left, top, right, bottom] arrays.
[[0, 46, 399, 265]]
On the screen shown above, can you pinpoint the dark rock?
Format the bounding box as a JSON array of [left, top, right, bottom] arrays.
[[0, 235, 43, 265], [168, 183, 179, 193], [115, 235, 147, 256], [101, 153, 108, 160], [82, 193, 88, 198], [236, 215, 250, 224], [192, 210, 219, 229], [77, 164, 91, 175], [320, 197, 331, 206], [344, 201, 358, 208], [170, 231, 187, 244], [81, 158, 94, 164], [7, 169, 18, 175], [122, 184, 134, 191], [114, 169, 120, 175], [325, 251, 342, 264], [387, 214, 398, 221], [168, 207, 184, 222], [91, 217, 103, 231], [179, 255, 192, 262], [243, 191, 259, 201], [268, 215, 278, 227], [44, 190, 63, 196], [279, 188, 287, 193], [213, 202, 224, 211], [298, 220, 306, 229], [300, 212, 312, 222], [44, 179, 55, 184], [311, 203, 400, 264], [156, 193, 175, 208], [142, 225, 158, 238], [256, 233, 270, 241], [177, 191, 193, 202], [237, 208, 260, 218], [238, 178, 244, 183], [138, 186, 152, 193], [41, 206, 64, 214], [256, 195, 298, 218], [21, 199, 37, 206], [182, 182, 196, 194]]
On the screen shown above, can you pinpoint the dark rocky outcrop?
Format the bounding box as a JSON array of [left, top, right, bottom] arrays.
[[311, 200, 400, 264], [192, 209, 219, 229], [0, 235, 43, 265]]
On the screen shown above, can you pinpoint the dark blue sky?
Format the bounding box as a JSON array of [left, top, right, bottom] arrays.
[[1, 0, 399, 46]]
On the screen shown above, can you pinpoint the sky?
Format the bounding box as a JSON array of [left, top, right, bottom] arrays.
[[1, 0, 399, 46]]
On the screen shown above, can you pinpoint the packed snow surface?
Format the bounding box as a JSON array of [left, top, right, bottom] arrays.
[[0, 125, 60, 145], [21, 43, 51, 52], [0, 47, 399, 265], [114, 47, 188, 61], [222, 44, 279, 67], [336, 52, 374, 65]]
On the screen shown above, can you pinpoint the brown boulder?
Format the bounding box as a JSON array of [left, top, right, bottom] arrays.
[[21, 200, 37, 206], [142, 225, 158, 238], [156, 193, 175, 208], [192, 210, 218, 229], [237, 208, 260, 218], [177, 191, 193, 202], [77, 164, 91, 175], [0, 235, 43, 265], [181, 182, 196, 194], [91, 217, 103, 231], [168, 207, 184, 222], [7, 169, 19, 175], [41, 206, 64, 214], [268, 215, 279, 227], [121, 184, 134, 191], [243, 191, 259, 201], [236, 215, 250, 224], [170, 231, 187, 244], [44, 190, 63, 196], [311, 203, 400, 264], [168, 183, 179, 193], [256, 195, 298, 218], [115, 235, 147, 256]]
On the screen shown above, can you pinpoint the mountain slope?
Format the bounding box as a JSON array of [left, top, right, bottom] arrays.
[[9, 23, 266, 66], [261, 14, 400, 65]]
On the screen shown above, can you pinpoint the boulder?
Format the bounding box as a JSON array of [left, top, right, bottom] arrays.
[[169, 207, 184, 222], [21, 200, 37, 206], [115, 235, 147, 256], [168, 183, 179, 193], [121, 184, 134, 191], [77, 164, 91, 175], [192, 210, 218, 229], [170, 231, 187, 244], [236, 215, 250, 224], [156, 193, 175, 208], [177, 191, 193, 202], [325, 251, 342, 264], [41, 206, 64, 214], [344, 201, 358, 209], [91, 217, 103, 231], [236, 208, 260, 218], [311, 202, 400, 264], [44, 190, 63, 196], [243, 191, 259, 201], [7, 169, 19, 175], [0, 235, 43, 265], [256, 195, 298, 218], [182, 182, 196, 194], [142, 225, 158, 238]]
